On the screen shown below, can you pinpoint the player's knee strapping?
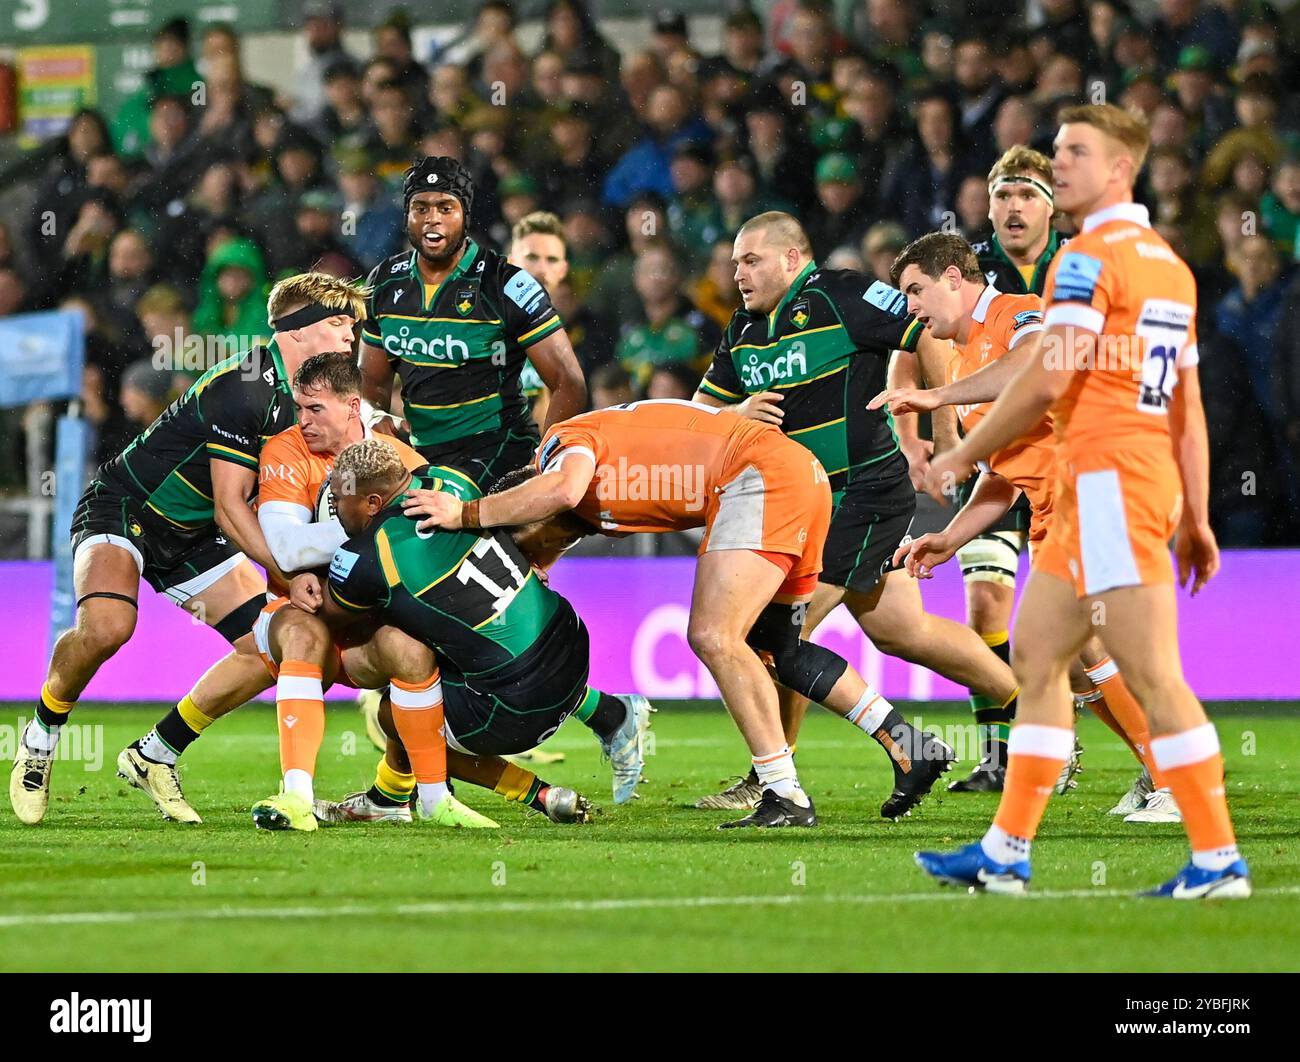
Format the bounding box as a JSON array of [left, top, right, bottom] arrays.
[[213, 594, 265, 644], [746, 603, 847, 704]]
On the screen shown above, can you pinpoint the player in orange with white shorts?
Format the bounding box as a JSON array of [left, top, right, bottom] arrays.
[[402, 399, 956, 828], [903, 105, 1247, 898], [883, 231, 1179, 817]]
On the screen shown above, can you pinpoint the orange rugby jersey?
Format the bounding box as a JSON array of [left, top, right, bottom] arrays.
[[1041, 203, 1199, 455], [258, 424, 425, 595], [952, 285, 1056, 512], [536, 399, 789, 533]]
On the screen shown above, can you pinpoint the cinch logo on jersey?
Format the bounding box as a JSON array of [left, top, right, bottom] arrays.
[[50, 994, 151, 1042], [740, 345, 807, 389], [382, 325, 471, 364]]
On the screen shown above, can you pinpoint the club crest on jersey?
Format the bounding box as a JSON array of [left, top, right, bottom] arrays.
[[790, 301, 810, 329], [456, 286, 477, 316]]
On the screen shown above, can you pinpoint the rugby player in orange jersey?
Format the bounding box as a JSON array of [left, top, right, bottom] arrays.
[[402, 399, 957, 827], [903, 104, 1248, 898], [885, 232, 1176, 816]]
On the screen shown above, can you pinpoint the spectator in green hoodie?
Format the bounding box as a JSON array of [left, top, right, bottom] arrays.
[[191, 236, 270, 360]]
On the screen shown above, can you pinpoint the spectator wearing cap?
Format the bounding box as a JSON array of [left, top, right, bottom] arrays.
[[112, 18, 203, 160], [861, 221, 908, 285], [650, 10, 691, 61], [877, 86, 983, 237], [336, 151, 404, 273], [602, 83, 712, 208], [311, 59, 371, 149], [496, 172, 542, 235], [1110, 16, 1160, 86], [374, 12, 430, 107], [589, 192, 671, 332], [712, 8, 765, 81], [1168, 44, 1233, 157], [191, 235, 270, 352], [952, 31, 1006, 169], [1153, 0, 1240, 75], [291, 2, 354, 124], [616, 241, 719, 394], [667, 140, 722, 268], [537, 102, 606, 207], [294, 190, 363, 279], [806, 153, 872, 259], [740, 82, 815, 214]]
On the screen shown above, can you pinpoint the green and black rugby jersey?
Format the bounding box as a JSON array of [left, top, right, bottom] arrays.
[[101, 341, 294, 532], [361, 239, 564, 450], [698, 262, 923, 495], [327, 467, 562, 682], [972, 230, 1065, 296]]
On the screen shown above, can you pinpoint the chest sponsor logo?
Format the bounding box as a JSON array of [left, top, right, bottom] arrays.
[[739, 345, 807, 389], [384, 324, 471, 364]]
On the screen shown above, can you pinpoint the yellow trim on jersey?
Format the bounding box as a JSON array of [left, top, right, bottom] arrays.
[[518, 318, 561, 344], [698, 378, 742, 400], [472, 569, 536, 629], [328, 583, 369, 613], [191, 361, 242, 398], [732, 324, 841, 353], [413, 540, 481, 597], [376, 528, 401, 588], [406, 391, 500, 411], [773, 363, 847, 390], [144, 502, 200, 529], [205, 442, 258, 466], [175, 471, 213, 501], [789, 416, 846, 437], [379, 313, 502, 325], [900, 318, 923, 349]]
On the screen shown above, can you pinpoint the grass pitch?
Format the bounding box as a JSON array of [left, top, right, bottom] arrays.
[[0, 700, 1296, 972]]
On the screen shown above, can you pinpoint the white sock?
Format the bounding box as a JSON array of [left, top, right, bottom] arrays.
[[138, 729, 177, 766], [752, 747, 808, 806], [284, 768, 314, 803], [1191, 846, 1241, 872], [981, 823, 1031, 864], [418, 781, 450, 814], [844, 687, 893, 735], [23, 718, 60, 757]]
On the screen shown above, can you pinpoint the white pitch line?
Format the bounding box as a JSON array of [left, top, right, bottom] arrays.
[[1, 885, 1298, 929]]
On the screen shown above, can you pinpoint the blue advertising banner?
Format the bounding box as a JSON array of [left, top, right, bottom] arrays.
[[0, 310, 85, 408]]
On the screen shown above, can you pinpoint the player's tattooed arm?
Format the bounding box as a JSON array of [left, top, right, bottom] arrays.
[[211, 459, 291, 586], [526, 329, 587, 432]]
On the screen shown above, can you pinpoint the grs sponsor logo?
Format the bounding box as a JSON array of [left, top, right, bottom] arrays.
[[740, 346, 806, 389], [50, 994, 151, 1042]]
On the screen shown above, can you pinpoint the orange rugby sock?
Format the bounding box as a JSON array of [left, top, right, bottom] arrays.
[[1084, 657, 1167, 786], [1151, 723, 1238, 859], [390, 672, 448, 813], [277, 659, 325, 801], [991, 724, 1074, 842]]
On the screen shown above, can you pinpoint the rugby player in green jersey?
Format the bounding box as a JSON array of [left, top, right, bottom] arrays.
[[359, 156, 587, 490], [689, 212, 1021, 810], [246, 438, 651, 830], [11, 273, 365, 826]]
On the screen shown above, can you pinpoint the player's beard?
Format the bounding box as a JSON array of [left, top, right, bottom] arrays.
[[411, 217, 466, 267]]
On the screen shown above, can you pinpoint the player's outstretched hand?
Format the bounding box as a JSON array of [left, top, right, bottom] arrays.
[[920, 450, 975, 505], [735, 390, 784, 424], [402, 488, 463, 531], [891, 532, 956, 579], [867, 387, 940, 415], [900, 436, 934, 492], [290, 572, 323, 613], [1174, 519, 1220, 597]]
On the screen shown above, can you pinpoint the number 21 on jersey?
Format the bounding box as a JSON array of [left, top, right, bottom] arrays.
[[1135, 299, 1193, 414]]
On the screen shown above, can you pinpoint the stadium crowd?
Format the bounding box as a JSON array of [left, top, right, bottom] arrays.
[[1, 0, 1298, 544]]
